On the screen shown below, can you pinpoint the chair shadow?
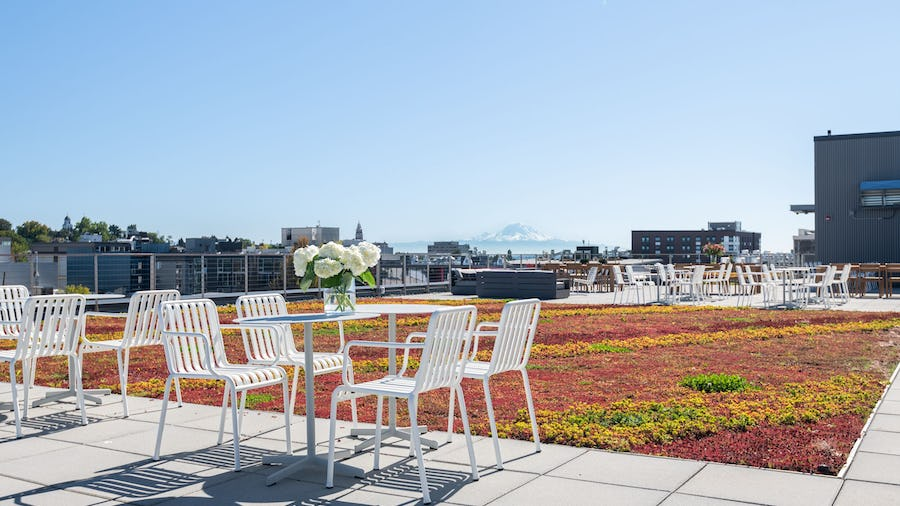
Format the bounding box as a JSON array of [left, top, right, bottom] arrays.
[[0, 411, 102, 440], [0, 444, 363, 505], [355, 458, 488, 504]]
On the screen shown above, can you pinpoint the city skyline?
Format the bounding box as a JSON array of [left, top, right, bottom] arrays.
[[4, 2, 900, 251]]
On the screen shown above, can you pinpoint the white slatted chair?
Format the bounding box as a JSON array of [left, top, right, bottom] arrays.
[[831, 264, 852, 304], [446, 298, 541, 469], [234, 293, 357, 422], [327, 305, 479, 505], [624, 265, 653, 304], [0, 294, 87, 438], [674, 265, 707, 304], [611, 265, 645, 304], [0, 285, 29, 339], [734, 265, 754, 307], [79, 289, 181, 417], [804, 265, 837, 308], [571, 266, 598, 292], [154, 299, 291, 472]]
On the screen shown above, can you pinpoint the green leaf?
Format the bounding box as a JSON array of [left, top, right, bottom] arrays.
[[358, 270, 376, 287]]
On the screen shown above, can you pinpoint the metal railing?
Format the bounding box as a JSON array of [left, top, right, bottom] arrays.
[[0, 252, 464, 303]]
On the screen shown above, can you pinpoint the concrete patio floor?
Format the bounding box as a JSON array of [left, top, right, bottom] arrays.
[[2, 292, 900, 504]]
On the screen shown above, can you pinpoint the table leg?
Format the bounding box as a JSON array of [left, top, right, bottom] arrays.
[[351, 313, 438, 451], [31, 356, 109, 408], [263, 322, 364, 485]]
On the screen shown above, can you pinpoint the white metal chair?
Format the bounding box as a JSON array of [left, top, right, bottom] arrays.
[[624, 265, 653, 304], [446, 298, 541, 469], [326, 305, 479, 505], [612, 265, 646, 304], [571, 266, 598, 292], [831, 264, 852, 304], [79, 289, 182, 417], [673, 265, 707, 304], [0, 294, 87, 438], [0, 285, 29, 339], [234, 293, 357, 422], [154, 299, 292, 472], [804, 265, 837, 308]]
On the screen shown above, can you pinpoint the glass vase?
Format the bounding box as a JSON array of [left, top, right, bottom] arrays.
[[323, 278, 356, 315]]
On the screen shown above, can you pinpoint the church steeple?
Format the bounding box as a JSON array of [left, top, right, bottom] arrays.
[[355, 222, 363, 241], [62, 215, 73, 232]]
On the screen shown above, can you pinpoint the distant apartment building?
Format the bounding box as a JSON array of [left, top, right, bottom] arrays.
[[427, 241, 470, 255], [810, 130, 900, 263], [281, 226, 340, 248], [631, 222, 761, 263]]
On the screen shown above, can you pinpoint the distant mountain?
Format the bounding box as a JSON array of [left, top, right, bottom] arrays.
[[472, 223, 554, 242]]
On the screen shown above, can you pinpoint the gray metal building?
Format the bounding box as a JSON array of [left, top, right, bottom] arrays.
[[814, 130, 900, 263]]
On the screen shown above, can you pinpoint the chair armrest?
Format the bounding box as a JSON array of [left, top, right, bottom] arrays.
[[160, 330, 216, 375], [472, 322, 500, 359], [221, 323, 287, 366], [341, 340, 426, 385]]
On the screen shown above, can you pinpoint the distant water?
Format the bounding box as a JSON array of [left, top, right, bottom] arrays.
[[391, 239, 608, 255]]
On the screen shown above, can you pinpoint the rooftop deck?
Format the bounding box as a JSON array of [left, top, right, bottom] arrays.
[[2, 292, 899, 504]]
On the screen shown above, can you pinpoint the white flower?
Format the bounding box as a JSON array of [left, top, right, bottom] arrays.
[[292, 245, 319, 276], [319, 241, 346, 260], [358, 241, 381, 267], [314, 258, 344, 279], [344, 248, 369, 276]]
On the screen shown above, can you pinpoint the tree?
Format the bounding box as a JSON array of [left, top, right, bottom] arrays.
[[0, 230, 29, 261], [109, 224, 122, 239], [0, 218, 11, 231], [16, 220, 51, 243]]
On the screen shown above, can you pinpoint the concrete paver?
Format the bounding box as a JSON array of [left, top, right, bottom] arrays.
[[677, 464, 843, 505]]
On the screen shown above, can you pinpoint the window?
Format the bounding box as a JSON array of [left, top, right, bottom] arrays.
[[667, 236, 674, 242], [860, 180, 900, 207]]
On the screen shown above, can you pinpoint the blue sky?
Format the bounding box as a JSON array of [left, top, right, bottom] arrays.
[[3, 1, 899, 252]]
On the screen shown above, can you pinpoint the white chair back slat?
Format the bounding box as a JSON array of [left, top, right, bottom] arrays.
[[487, 299, 541, 375], [123, 290, 180, 348], [0, 285, 29, 337], [235, 293, 292, 362], [415, 305, 477, 393], [16, 294, 85, 360], [612, 265, 625, 284]]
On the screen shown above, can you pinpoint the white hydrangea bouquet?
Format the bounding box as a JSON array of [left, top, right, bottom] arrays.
[[293, 241, 381, 313]]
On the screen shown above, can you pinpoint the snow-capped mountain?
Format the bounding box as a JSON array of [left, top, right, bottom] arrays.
[[472, 223, 555, 242]]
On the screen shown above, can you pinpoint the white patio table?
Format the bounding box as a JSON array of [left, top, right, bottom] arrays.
[[348, 303, 452, 452], [771, 267, 814, 309], [235, 311, 379, 486]]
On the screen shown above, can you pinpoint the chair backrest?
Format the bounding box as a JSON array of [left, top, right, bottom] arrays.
[[734, 265, 747, 286], [14, 294, 85, 360], [487, 299, 541, 375], [723, 262, 733, 282], [235, 293, 294, 361], [585, 266, 598, 283], [159, 299, 227, 375], [611, 265, 625, 284], [414, 305, 477, 394], [121, 290, 181, 347], [690, 265, 707, 283], [838, 263, 852, 283], [0, 285, 29, 338], [653, 263, 667, 284]]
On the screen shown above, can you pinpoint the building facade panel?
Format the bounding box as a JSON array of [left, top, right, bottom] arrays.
[[814, 131, 900, 263]]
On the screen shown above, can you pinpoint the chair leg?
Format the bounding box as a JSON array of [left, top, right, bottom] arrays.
[[289, 365, 300, 415], [229, 384, 241, 472], [446, 382, 457, 444], [374, 395, 383, 470], [121, 348, 130, 417], [409, 396, 431, 504], [282, 376, 292, 456], [326, 389, 343, 488], [22, 359, 30, 420], [454, 384, 479, 482], [521, 370, 541, 453], [239, 390, 247, 437], [154, 376, 173, 460], [482, 377, 503, 470], [10, 362, 21, 438], [115, 349, 128, 418], [73, 354, 87, 426], [217, 388, 229, 445], [174, 378, 183, 407]]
